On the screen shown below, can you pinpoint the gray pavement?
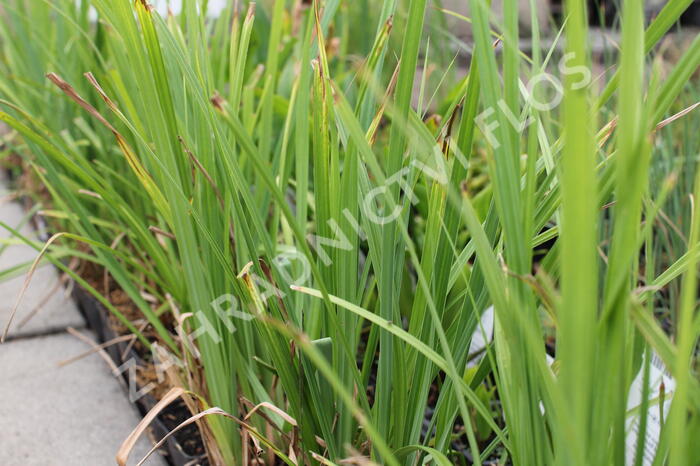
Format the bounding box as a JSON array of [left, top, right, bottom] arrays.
[[0, 174, 165, 465]]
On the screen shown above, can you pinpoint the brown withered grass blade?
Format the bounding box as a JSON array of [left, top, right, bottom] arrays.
[[46, 73, 118, 133], [116, 387, 186, 466], [58, 333, 135, 367], [1, 232, 67, 342], [46, 72, 171, 222], [244, 401, 298, 427], [655, 101, 700, 131], [134, 407, 237, 466], [66, 327, 125, 386]]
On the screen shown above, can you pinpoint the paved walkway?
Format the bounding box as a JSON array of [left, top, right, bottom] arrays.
[[0, 173, 164, 465]]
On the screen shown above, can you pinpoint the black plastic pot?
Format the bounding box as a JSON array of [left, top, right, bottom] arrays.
[[1, 169, 208, 465], [71, 285, 208, 466]]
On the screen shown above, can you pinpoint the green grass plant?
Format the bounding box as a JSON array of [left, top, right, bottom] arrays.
[[0, 0, 699, 464]]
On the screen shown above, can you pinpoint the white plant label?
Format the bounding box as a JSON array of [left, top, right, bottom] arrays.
[[467, 306, 495, 368], [467, 306, 674, 465], [625, 352, 675, 466]]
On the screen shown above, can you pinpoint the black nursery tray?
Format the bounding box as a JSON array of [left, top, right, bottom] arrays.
[[1, 168, 208, 465], [71, 285, 209, 466]]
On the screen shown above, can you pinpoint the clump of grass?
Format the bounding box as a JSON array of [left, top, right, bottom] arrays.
[[0, 0, 699, 464]]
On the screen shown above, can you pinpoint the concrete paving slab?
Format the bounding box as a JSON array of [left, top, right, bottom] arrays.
[[0, 266, 84, 339], [0, 332, 165, 466], [0, 199, 35, 237], [0, 185, 84, 338]]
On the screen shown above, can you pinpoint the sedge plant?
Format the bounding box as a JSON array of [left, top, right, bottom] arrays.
[[0, 0, 699, 464]]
